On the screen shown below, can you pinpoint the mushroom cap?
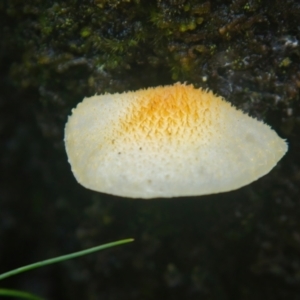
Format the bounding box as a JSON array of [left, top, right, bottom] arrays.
[[64, 83, 287, 199]]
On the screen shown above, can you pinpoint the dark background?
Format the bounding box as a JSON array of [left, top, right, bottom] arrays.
[[1, 1, 300, 299]]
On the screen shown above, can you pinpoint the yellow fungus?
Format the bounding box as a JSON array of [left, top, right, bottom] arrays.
[[65, 83, 287, 199]]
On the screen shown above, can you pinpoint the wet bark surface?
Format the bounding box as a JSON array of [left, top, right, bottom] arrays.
[[1, 1, 300, 299]]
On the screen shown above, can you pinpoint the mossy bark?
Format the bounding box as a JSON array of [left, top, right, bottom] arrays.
[[1, 1, 300, 299]]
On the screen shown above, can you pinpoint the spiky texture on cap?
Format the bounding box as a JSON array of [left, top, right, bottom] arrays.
[[64, 83, 287, 199]]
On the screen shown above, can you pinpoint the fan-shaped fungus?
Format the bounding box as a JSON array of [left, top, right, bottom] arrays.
[[64, 83, 287, 199]]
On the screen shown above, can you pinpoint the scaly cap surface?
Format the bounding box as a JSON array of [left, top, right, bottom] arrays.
[[64, 83, 287, 198]]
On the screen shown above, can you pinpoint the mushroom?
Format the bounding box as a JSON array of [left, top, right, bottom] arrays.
[[64, 83, 287, 199]]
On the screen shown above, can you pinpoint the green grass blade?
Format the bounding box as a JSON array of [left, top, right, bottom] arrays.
[[0, 288, 44, 300], [0, 238, 134, 281]]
